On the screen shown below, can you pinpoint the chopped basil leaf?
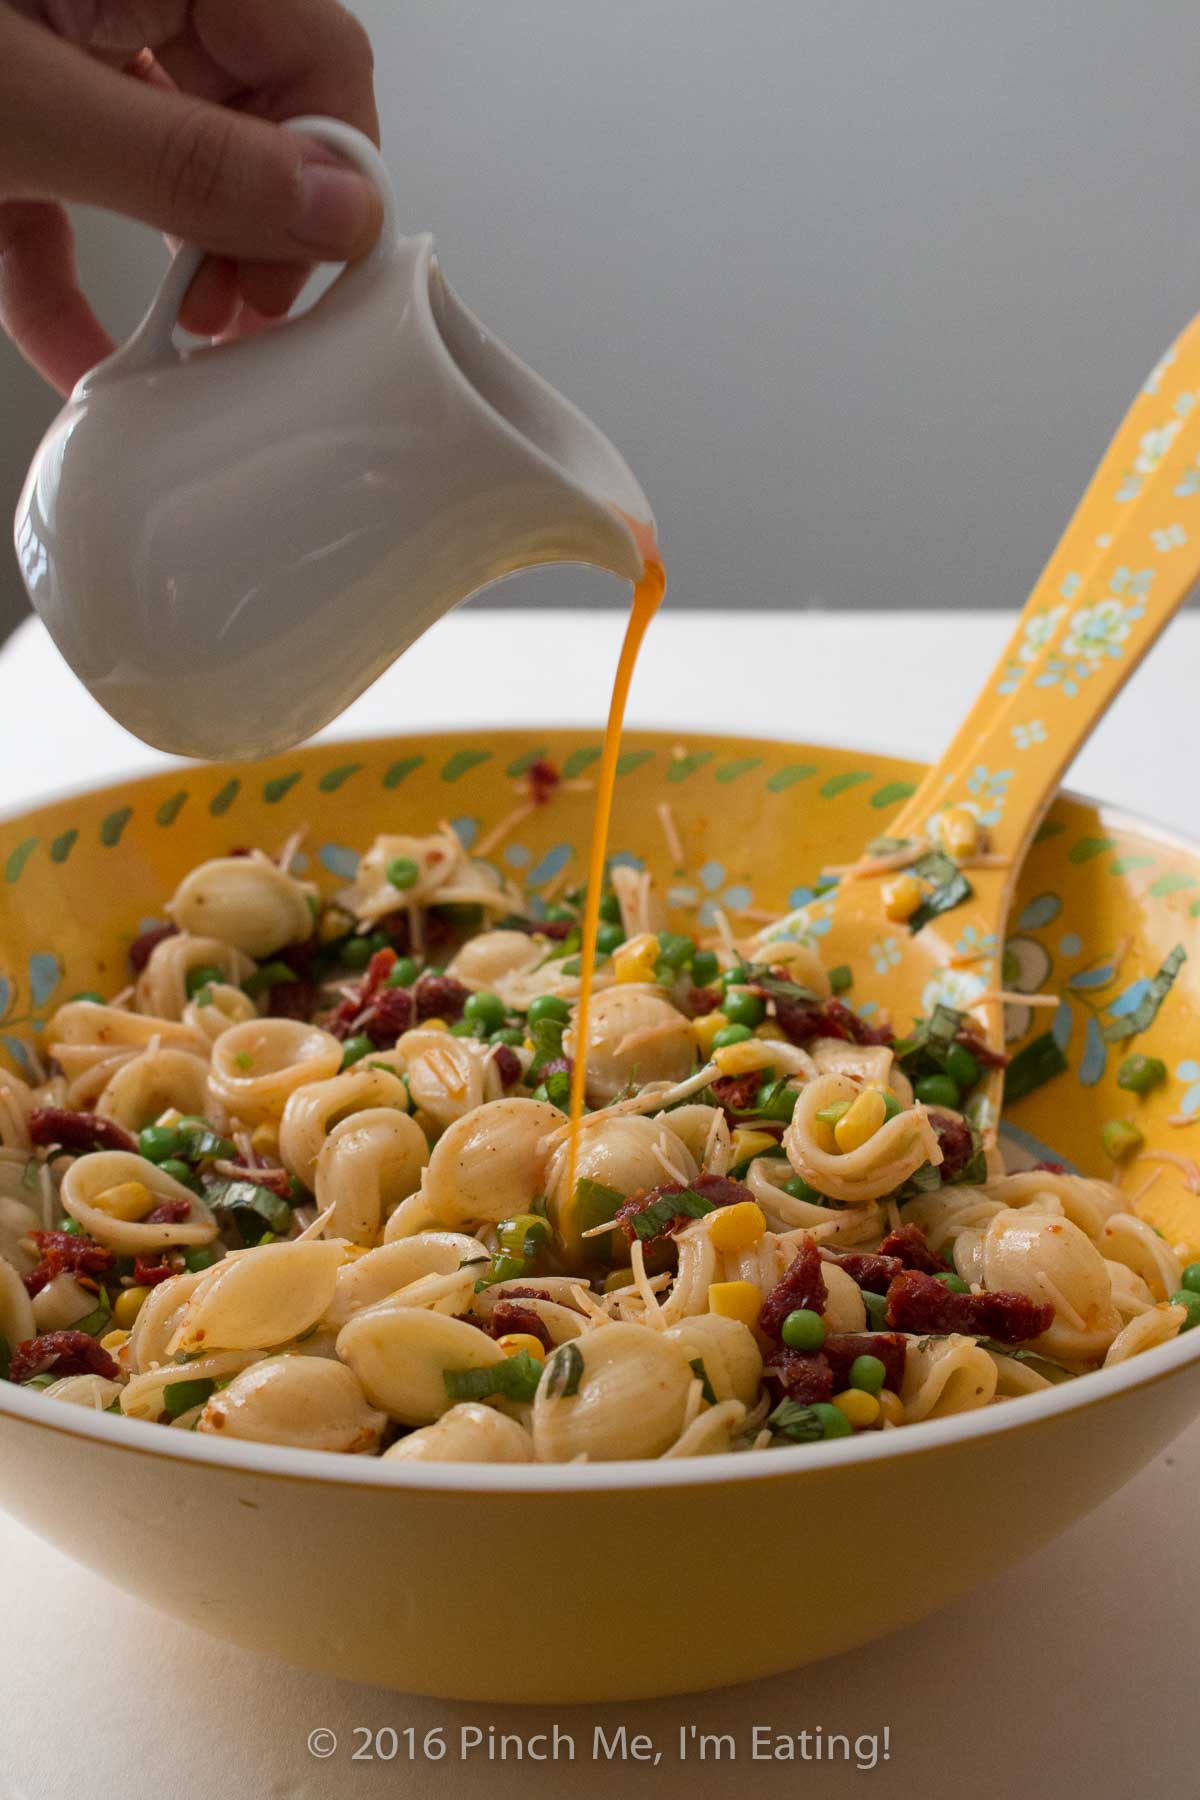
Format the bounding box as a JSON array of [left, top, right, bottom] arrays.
[[867, 834, 916, 858], [540, 1341, 583, 1399], [205, 1178, 293, 1245], [162, 1377, 216, 1417], [572, 1178, 623, 1231], [442, 1350, 544, 1404], [688, 1357, 718, 1405], [894, 1005, 966, 1078], [630, 1187, 715, 1241], [72, 1291, 113, 1337], [908, 852, 974, 933], [1100, 943, 1187, 1044], [1004, 1032, 1068, 1103], [528, 1015, 566, 1075], [768, 1399, 826, 1442]]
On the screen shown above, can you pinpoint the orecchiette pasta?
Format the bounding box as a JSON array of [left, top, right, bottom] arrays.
[[6, 827, 1194, 1465]]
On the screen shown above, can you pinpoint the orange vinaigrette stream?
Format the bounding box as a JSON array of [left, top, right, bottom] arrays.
[[565, 536, 666, 1200]]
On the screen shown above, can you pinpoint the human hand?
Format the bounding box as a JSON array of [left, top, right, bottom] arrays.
[[0, 0, 381, 393]]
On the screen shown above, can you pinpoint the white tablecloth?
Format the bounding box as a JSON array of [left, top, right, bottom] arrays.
[[1, 607, 1197, 1800]]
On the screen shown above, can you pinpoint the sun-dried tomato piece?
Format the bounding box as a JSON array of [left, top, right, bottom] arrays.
[[144, 1197, 191, 1225], [957, 1027, 1008, 1071], [22, 1229, 115, 1297], [28, 1108, 137, 1155], [128, 922, 177, 973], [614, 1171, 753, 1247], [885, 1269, 1054, 1343], [131, 1255, 177, 1287], [8, 1330, 118, 1384], [266, 979, 319, 1021], [709, 1072, 764, 1119], [770, 986, 893, 1050], [927, 1111, 977, 1184], [413, 974, 469, 1024], [212, 1160, 292, 1197], [764, 1348, 834, 1404], [759, 1238, 828, 1342], [685, 985, 722, 1016], [487, 1301, 553, 1351], [823, 1331, 908, 1394], [819, 1248, 904, 1295], [878, 1222, 950, 1275], [491, 1045, 522, 1089]]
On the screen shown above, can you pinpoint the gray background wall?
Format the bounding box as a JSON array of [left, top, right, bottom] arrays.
[[4, 0, 1200, 636]]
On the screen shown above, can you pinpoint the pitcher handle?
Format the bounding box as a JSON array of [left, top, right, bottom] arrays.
[[79, 115, 401, 389]]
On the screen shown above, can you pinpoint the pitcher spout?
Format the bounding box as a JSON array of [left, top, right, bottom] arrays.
[[426, 256, 655, 586]]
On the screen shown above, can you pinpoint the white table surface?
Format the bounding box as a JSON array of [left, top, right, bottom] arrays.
[[1, 606, 1198, 1800]]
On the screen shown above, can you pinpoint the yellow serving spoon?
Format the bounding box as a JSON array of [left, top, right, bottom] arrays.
[[809, 309, 1200, 1139]]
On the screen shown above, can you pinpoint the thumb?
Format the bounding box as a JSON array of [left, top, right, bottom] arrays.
[[2, 15, 383, 262]]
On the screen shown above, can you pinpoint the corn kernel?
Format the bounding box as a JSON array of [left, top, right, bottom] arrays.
[[878, 1389, 905, 1427], [423, 1018, 449, 1033], [882, 873, 923, 922], [813, 1118, 839, 1155], [832, 1388, 881, 1429], [708, 1201, 767, 1253], [100, 1328, 130, 1353], [707, 1280, 761, 1329], [113, 1285, 150, 1328], [756, 1020, 787, 1042], [613, 932, 659, 984], [318, 903, 356, 945], [834, 1087, 887, 1153], [92, 1180, 153, 1221], [250, 1122, 279, 1158], [153, 1108, 184, 1129], [713, 1039, 777, 1077], [496, 1332, 546, 1363], [939, 806, 979, 860], [692, 1011, 729, 1056], [730, 1127, 778, 1165]]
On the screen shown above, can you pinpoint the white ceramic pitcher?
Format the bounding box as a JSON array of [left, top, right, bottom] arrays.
[[12, 117, 654, 760]]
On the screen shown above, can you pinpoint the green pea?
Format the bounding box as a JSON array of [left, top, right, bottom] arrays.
[[780, 1308, 826, 1351], [827, 965, 852, 995], [1181, 1262, 1200, 1295], [881, 1091, 904, 1121], [783, 1175, 823, 1204], [341, 936, 373, 970], [386, 957, 419, 988], [185, 964, 225, 999], [720, 965, 750, 990], [810, 1402, 853, 1440], [463, 991, 506, 1032], [934, 1271, 970, 1293], [1100, 1118, 1144, 1162], [157, 1159, 197, 1189], [527, 994, 570, 1026], [1169, 1289, 1200, 1332], [914, 1073, 961, 1110], [184, 1245, 219, 1273], [546, 904, 575, 922], [756, 1079, 798, 1122], [656, 932, 696, 971], [138, 1124, 184, 1163], [490, 1026, 525, 1046], [1117, 1053, 1168, 1095], [723, 990, 766, 1029], [848, 1354, 886, 1395], [70, 989, 106, 1005], [712, 1023, 753, 1050], [386, 856, 420, 891], [496, 1214, 552, 1259], [862, 1289, 889, 1328], [598, 891, 623, 924], [944, 1043, 979, 1091], [339, 1034, 374, 1069], [596, 922, 625, 956], [59, 1217, 84, 1237], [690, 949, 720, 988]]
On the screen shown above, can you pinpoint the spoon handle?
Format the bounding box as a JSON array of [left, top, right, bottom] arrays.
[[895, 310, 1200, 831], [916, 351, 1200, 864]]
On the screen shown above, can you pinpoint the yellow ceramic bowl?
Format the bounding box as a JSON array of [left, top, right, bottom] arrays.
[[0, 728, 1198, 1704]]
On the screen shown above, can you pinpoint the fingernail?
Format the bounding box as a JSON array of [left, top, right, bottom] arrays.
[[291, 162, 379, 257]]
